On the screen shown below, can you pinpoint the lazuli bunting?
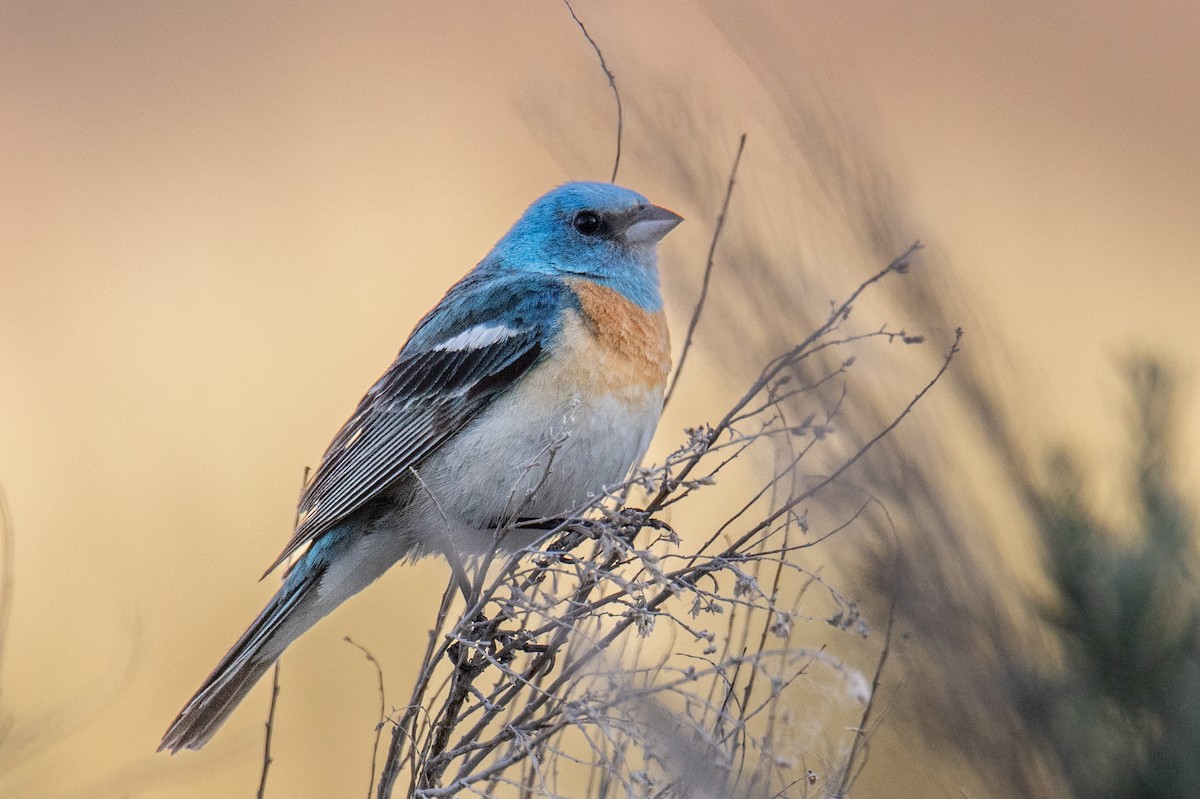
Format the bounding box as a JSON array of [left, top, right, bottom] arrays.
[[160, 182, 682, 752]]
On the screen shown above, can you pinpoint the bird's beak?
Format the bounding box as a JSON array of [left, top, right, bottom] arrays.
[[618, 204, 684, 245]]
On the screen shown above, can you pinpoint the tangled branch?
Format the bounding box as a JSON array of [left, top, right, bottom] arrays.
[[372, 242, 952, 799]]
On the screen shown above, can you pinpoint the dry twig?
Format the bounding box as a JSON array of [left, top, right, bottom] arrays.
[[562, 0, 623, 183], [664, 133, 748, 410], [257, 662, 281, 799]]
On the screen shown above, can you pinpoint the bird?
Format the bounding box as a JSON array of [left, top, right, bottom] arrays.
[[159, 181, 682, 752]]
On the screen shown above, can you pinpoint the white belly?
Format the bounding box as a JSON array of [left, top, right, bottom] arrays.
[[402, 363, 663, 555]]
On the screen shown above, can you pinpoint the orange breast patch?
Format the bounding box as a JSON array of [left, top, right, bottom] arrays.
[[567, 278, 671, 390]]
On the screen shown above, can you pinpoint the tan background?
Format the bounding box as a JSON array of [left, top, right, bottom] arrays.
[[1, 2, 1197, 797]]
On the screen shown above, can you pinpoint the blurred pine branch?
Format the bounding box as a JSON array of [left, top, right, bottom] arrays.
[[1016, 357, 1200, 799]]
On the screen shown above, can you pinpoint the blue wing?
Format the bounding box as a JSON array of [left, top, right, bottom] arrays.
[[264, 270, 571, 575]]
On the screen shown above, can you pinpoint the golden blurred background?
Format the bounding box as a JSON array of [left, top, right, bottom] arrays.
[[1, 2, 1198, 797]]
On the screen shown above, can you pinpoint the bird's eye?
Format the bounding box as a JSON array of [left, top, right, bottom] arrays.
[[572, 210, 603, 236]]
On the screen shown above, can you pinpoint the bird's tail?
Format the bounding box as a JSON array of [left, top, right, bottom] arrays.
[[160, 518, 407, 752], [158, 567, 320, 753]]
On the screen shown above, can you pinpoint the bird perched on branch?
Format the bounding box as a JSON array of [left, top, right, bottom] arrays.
[[160, 182, 682, 752]]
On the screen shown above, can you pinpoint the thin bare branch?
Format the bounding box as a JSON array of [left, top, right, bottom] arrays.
[[664, 133, 747, 409], [345, 637, 388, 799], [562, 0, 623, 183], [257, 662, 281, 799], [835, 594, 896, 797]]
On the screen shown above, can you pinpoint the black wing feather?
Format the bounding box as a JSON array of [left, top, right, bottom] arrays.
[[263, 334, 542, 575]]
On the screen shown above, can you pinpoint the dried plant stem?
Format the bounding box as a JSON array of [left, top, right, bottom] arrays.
[[664, 133, 748, 409], [835, 595, 896, 797], [653, 242, 923, 520], [345, 637, 387, 799], [378, 576, 457, 798], [562, 0, 623, 183], [257, 661, 281, 799]]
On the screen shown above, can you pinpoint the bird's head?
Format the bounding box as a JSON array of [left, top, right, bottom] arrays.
[[487, 182, 683, 309]]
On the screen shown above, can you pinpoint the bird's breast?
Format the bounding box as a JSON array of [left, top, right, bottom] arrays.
[[397, 280, 670, 554], [562, 278, 671, 396]]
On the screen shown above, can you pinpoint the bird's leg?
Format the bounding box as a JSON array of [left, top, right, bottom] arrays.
[[514, 516, 605, 558], [612, 507, 675, 542]]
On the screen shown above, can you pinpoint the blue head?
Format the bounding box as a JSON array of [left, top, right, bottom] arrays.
[[484, 182, 683, 310]]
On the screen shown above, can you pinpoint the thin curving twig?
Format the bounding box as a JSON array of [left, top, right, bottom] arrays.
[[664, 133, 747, 409], [835, 593, 896, 797], [562, 0, 623, 183], [257, 662, 281, 799], [345, 636, 387, 799], [256, 464, 311, 798]]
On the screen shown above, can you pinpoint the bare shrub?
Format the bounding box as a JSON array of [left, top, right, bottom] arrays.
[[366, 244, 955, 799]]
